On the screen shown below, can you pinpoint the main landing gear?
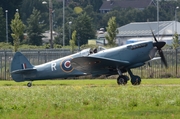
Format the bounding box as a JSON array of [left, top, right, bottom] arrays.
[[128, 69, 141, 85], [116, 69, 141, 85], [27, 81, 32, 87], [117, 75, 129, 85]]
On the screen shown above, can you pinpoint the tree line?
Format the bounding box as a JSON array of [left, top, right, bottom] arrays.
[[0, 0, 180, 50]]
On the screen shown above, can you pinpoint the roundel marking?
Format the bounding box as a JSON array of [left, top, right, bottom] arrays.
[[60, 57, 74, 72], [64, 61, 71, 68]]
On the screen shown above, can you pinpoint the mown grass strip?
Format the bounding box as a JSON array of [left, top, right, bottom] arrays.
[[0, 79, 180, 118], [0, 78, 180, 86]]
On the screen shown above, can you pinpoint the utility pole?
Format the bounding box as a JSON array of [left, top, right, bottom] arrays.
[[63, 0, 65, 46]]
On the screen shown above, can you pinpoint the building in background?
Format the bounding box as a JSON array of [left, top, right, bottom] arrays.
[[99, 0, 155, 13], [97, 21, 180, 46], [42, 30, 58, 43]]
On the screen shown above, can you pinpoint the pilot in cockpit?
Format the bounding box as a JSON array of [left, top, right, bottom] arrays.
[[93, 48, 97, 53], [90, 50, 93, 54], [89, 46, 106, 55]]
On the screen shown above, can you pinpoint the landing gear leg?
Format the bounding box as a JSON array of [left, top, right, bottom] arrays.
[[27, 82, 32, 87], [116, 67, 129, 85], [128, 69, 141, 85]]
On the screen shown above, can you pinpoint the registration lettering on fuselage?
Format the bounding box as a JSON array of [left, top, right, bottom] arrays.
[[51, 62, 57, 71]]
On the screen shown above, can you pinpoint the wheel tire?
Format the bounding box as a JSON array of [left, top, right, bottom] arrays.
[[117, 75, 128, 85], [27, 82, 32, 87], [131, 76, 141, 85], [124, 75, 130, 81]]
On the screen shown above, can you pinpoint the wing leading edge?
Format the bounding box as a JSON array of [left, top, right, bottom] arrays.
[[71, 57, 129, 74]]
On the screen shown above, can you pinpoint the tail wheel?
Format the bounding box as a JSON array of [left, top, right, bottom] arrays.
[[27, 82, 32, 87]]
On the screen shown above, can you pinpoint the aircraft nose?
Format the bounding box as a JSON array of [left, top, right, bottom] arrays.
[[153, 41, 168, 68], [153, 41, 166, 49]]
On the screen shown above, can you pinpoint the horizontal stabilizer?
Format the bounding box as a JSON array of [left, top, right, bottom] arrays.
[[11, 68, 37, 74]]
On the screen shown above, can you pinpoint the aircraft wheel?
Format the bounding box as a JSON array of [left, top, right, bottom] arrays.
[[124, 75, 130, 81], [131, 76, 141, 85], [117, 75, 128, 85], [27, 82, 32, 87]]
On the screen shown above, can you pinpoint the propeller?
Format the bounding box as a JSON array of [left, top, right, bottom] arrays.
[[150, 29, 168, 68]]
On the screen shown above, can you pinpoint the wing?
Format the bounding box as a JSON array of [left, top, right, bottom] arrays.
[[71, 57, 129, 74]]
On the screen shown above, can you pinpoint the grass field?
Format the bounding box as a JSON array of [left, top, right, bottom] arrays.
[[0, 79, 180, 119]]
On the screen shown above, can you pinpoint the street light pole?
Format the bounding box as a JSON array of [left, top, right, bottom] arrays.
[[69, 21, 72, 40], [5, 10, 8, 43], [157, 0, 159, 40], [175, 6, 179, 33], [42, 0, 53, 48], [49, 0, 53, 48], [175, 6, 179, 78]]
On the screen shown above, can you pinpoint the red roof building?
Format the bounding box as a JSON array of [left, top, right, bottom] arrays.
[[99, 0, 155, 13]]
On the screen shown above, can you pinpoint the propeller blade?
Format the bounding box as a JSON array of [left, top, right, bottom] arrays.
[[150, 28, 158, 42], [150, 28, 168, 68], [158, 49, 168, 68]]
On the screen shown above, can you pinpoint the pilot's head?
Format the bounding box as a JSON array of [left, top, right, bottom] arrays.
[[93, 48, 97, 53]]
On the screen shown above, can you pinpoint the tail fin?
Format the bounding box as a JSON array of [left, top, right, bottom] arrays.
[[11, 52, 35, 82]]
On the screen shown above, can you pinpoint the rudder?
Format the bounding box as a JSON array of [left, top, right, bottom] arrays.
[[11, 52, 34, 82]]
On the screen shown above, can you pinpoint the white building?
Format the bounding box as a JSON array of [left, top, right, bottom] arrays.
[[42, 30, 58, 43], [97, 21, 180, 46]]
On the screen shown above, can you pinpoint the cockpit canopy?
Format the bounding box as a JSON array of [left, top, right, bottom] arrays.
[[80, 48, 91, 56], [79, 46, 106, 56]]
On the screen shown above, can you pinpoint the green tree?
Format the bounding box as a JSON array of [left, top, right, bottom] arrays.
[[142, 6, 157, 22], [69, 30, 77, 53], [0, 0, 23, 43], [172, 32, 179, 49], [0, 7, 6, 42], [72, 0, 103, 12], [10, 12, 25, 52], [101, 10, 122, 28], [89, 0, 103, 12], [105, 17, 118, 46], [26, 8, 45, 46], [20, 0, 48, 27], [74, 12, 95, 45]]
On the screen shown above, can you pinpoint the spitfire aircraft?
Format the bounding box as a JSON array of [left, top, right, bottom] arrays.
[[71, 34, 168, 85], [11, 32, 167, 87]]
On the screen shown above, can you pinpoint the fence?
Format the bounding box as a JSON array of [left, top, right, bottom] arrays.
[[0, 49, 72, 80], [131, 49, 180, 78], [0, 49, 180, 80]]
